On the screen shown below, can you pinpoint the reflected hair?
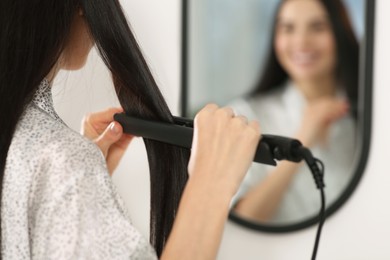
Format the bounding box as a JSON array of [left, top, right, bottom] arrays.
[[252, 0, 359, 112], [0, 0, 189, 256]]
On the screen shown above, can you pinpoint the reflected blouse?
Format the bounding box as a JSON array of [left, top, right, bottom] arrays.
[[230, 83, 357, 224], [3, 80, 157, 259]]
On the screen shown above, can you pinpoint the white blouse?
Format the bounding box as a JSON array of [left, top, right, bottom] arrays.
[[230, 83, 357, 224], [3, 80, 157, 259]]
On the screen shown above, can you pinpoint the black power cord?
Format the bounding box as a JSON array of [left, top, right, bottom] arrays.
[[271, 140, 326, 260], [258, 136, 326, 259], [298, 147, 326, 260]]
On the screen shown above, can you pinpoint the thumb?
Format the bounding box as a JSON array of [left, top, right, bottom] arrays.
[[94, 122, 123, 157], [329, 100, 349, 122]]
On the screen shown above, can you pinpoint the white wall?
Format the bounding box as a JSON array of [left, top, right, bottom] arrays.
[[53, 0, 390, 259]]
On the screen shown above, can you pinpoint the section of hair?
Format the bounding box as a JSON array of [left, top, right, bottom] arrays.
[[0, 0, 79, 248], [81, 0, 189, 256]]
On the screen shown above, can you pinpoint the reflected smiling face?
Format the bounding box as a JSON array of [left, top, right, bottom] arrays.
[[274, 0, 336, 83]]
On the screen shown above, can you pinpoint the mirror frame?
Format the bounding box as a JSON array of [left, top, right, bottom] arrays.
[[181, 0, 375, 232]]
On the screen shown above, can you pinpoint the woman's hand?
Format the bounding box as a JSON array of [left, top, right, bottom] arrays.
[[296, 98, 349, 147], [81, 107, 134, 175], [188, 104, 261, 197], [162, 104, 261, 260]]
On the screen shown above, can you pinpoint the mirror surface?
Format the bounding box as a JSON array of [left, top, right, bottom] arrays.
[[183, 0, 371, 229]]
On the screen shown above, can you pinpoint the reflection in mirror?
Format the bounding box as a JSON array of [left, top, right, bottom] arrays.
[[184, 0, 367, 228]]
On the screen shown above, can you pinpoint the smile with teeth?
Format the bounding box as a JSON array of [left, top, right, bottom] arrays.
[[291, 52, 318, 66]]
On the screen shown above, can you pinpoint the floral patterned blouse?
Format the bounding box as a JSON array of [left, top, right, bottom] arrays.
[[3, 79, 157, 259]]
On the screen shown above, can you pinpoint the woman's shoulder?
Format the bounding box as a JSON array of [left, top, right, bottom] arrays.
[[9, 104, 107, 178], [228, 85, 288, 121], [5, 102, 158, 259], [249, 85, 288, 107]]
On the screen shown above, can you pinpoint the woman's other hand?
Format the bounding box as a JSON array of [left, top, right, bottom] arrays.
[[188, 104, 261, 197], [81, 107, 134, 175], [296, 98, 349, 147]]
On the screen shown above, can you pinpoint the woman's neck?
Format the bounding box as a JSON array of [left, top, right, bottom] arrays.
[[45, 60, 63, 83], [292, 76, 337, 102], [45, 70, 57, 83]]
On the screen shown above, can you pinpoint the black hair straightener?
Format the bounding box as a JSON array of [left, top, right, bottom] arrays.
[[114, 113, 306, 166]]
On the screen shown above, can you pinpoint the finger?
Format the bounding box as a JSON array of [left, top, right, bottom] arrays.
[[234, 115, 249, 124], [203, 103, 219, 112], [85, 107, 124, 125], [337, 100, 350, 112], [330, 100, 349, 120], [248, 121, 261, 147], [218, 106, 235, 118], [82, 107, 124, 135], [249, 120, 261, 133], [94, 121, 123, 157], [195, 104, 219, 125]]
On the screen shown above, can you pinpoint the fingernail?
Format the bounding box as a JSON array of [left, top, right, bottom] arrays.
[[109, 122, 119, 135]]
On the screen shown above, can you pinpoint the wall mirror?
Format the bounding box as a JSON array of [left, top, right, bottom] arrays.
[[181, 0, 375, 232]]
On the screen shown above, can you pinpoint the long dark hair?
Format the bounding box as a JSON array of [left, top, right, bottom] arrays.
[[0, 0, 189, 256], [252, 0, 359, 109]]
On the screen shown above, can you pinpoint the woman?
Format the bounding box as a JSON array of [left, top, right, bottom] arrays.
[[0, 0, 261, 259], [231, 0, 359, 224]]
